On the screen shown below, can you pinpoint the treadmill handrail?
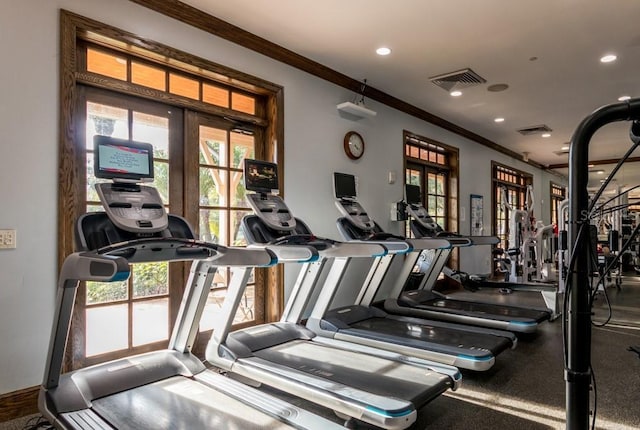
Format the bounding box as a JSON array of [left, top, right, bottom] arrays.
[[93, 237, 277, 267], [405, 238, 453, 250], [320, 241, 388, 258], [354, 238, 413, 254], [249, 243, 320, 262]]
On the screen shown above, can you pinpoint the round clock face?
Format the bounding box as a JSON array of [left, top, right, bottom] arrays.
[[344, 131, 365, 160]]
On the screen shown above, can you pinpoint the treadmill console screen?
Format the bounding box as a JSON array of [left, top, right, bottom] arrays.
[[334, 172, 357, 200], [245, 159, 279, 193], [94, 135, 154, 182], [405, 184, 422, 206]]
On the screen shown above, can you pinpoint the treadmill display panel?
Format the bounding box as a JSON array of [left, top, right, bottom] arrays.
[[406, 184, 422, 205], [334, 172, 357, 199], [94, 135, 154, 182], [245, 159, 279, 193]]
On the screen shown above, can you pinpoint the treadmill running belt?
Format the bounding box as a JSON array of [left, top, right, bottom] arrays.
[[348, 317, 512, 357], [401, 290, 550, 322], [92, 376, 293, 430], [254, 340, 449, 407]]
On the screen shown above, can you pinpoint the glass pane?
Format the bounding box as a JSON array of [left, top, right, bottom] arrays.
[[86, 280, 128, 305], [230, 131, 254, 168], [199, 289, 224, 332], [437, 153, 445, 165], [132, 262, 168, 298], [87, 48, 127, 81], [86, 153, 110, 203], [86, 102, 128, 149], [131, 62, 166, 91], [154, 161, 170, 205], [409, 146, 419, 158], [436, 197, 446, 216], [132, 298, 169, 346], [231, 172, 249, 208], [231, 210, 251, 246], [133, 112, 169, 204], [429, 152, 437, 163], [203, 84, 229, 108], [199, 208, 224, 243], [436, 175, 445, 195], [200, 126, 228, 167], [200, 168, 227, 207], [427, 174, 436, 194], [86, 304, 128, 356], [419, 149, 429, 161], [427, 196, 436, 214], [169, 73, 199, 99], [132, 112, 169, 157], [231, 92, 256, 115], [200, 284, 256, 332], [406, 169, 420, 186], [235, 285, 255, 323]]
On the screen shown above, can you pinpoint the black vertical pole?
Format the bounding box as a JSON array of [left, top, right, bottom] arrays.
[[566, 100, 639, 429]]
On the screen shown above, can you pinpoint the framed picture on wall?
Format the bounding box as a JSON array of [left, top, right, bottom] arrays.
[[470, 194, 483, 236]]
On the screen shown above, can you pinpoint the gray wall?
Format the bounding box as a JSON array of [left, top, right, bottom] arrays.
[[0, 0, 565, 394]]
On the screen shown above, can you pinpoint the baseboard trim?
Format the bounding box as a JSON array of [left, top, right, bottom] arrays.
[[0, 386, 39, 422]]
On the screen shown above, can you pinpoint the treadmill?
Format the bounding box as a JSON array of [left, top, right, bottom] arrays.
[[205, 159, 460, 430], [384, 183, 551, 334], [301, 172, 516, 372], [39, 137, 342, 430]]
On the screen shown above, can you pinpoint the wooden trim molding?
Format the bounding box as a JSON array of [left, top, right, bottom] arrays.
[[128, 0, 546, 170], [0, 386, 39, 422]]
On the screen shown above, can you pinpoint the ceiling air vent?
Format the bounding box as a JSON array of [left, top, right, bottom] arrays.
[[429, 68, 486, 92], [517, 124, 553, 136]]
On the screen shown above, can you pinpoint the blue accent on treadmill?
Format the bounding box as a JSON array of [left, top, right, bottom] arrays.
[[365, 405, 414, 418], [456, 353, 493, 362], [111, 271, 130, 282], [373, 251, 388, 257], [265, 255, 278, 267], [509, 320, 537, 326]]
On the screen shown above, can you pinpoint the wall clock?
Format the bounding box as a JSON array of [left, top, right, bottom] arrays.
[[343, 131, 365, 160]]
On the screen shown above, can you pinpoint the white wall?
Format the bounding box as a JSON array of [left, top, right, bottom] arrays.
[[0, 0, 562, 394]]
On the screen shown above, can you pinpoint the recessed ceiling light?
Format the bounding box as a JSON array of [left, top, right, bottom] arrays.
[[618, 95, 631, 101], [597, 170, 605, 175], [494, 117, 505, 123], [561, 146, 570, 150], [450, 90, 462, 97], [542, 133, 551, 138], [376, 47, 391, 56], [588, 164, 595, 168], [600, 54, 617, 63]]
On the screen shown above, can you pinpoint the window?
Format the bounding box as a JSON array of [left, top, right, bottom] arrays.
[[492, 162, 533, 260], [60, 12, 283, 370], [404, 132, 455, 231], [550, 182, 567, 226], [404, 131, 459, 267]]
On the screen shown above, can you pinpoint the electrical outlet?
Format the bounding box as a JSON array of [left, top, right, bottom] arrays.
[[0, 229, 17, 249]]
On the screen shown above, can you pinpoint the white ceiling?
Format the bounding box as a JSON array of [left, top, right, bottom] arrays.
[[181, 0, 640, 180]]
